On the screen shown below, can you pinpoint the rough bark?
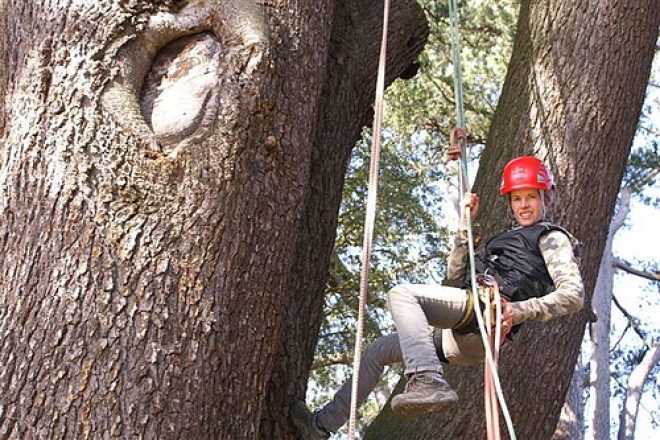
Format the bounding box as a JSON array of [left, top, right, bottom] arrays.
[[0, 1, 427, 439], [366, 0, 660, 438], [553, 358, 585, 440]]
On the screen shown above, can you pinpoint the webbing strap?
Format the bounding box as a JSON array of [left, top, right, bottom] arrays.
[[348, 1, 391, 438]]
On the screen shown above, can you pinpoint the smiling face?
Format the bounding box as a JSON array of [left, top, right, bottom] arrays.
[[510, 189, 544, 226]]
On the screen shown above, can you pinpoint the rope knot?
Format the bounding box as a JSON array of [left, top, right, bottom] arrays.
[[444, 126, 468, 164]]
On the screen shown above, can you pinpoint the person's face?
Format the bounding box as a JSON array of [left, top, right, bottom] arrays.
[[510, 189, 544, 226]]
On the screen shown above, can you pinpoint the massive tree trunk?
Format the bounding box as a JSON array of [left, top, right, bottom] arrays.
[[366, 0, 660, 438], [0, 1, 427, 439]]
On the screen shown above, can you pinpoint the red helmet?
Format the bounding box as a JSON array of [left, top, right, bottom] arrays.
[[500, 156, 554, 195]]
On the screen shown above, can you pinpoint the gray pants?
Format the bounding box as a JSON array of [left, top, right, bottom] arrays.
[[317, 284, 485, 433]]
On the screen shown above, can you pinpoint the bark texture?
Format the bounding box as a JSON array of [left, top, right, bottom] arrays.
[[553, 358, 585, 440], [0, 1, 427, 439], [366, 0, 660, 438]]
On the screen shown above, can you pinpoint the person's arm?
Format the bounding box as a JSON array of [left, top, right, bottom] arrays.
[[509, 230, 584, 325], [446, 193, 479, 282], [446, 222, 469, 281]]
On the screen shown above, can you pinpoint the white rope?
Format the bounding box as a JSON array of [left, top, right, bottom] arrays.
[[348, 1, 390, 438]]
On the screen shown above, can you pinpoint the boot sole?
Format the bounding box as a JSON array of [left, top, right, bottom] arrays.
[[391, 392, 458, 419]]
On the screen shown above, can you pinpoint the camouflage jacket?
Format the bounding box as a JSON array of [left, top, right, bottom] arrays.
[[447, 220, 584, 326]]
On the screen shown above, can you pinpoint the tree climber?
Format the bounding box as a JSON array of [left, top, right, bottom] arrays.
[[291, 156, 584, 439]]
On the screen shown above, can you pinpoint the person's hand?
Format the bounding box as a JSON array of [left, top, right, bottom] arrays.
[[486, 297, 513, 346], [499, 298, 513, 337], [461, 192, 480, 225]]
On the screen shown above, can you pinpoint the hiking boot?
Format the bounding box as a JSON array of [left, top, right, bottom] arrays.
[[290, 401, 331, 440], [391, 371, 458, 419]]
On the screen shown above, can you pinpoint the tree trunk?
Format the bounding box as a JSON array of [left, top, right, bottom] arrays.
[[365, 0, 660, 438], [618, 344, 660, 440], [587, 188, 630, 439], [553, 357, 585, 440], [0, 1, 427, 439]]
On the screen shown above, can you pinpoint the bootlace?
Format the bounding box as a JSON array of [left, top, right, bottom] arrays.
[[406, 372, 444, 392]]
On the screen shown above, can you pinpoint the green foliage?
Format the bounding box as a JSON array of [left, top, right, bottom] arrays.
[[624, 144, 660, 204], [387, 0, 517, 147], [310, 131, 454, 393]]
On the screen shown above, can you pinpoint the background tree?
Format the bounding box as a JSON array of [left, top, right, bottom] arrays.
[[587, 146, 660, 439], [0, 1, 428, 438]]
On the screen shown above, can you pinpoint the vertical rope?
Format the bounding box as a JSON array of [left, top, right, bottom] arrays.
[[447, 2, 516, 439], [484, 281, 503, 440], [449, 0, 465, 129], [348, 0, 390, 438], [457, 159, 516, 440], [448, 0, 468, 194]]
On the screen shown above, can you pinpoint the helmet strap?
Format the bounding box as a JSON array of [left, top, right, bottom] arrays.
[[540, 190, 547, 218]]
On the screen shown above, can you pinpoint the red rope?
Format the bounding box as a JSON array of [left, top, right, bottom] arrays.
[[484, 281, 506, 440]]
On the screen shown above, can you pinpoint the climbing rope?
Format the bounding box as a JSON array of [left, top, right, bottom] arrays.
[[448, 0, 465, 128], [446, 1, 517, 439], [483, 277, 505, 440], [348, 0, 391, 438], [450, 137, 517, 440]]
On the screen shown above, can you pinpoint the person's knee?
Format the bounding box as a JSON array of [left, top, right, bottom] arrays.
[[444, 332, 485, 366], [387, 284, 412, 306], [387, 284, 404, 298], [363, 334, 401, 371]]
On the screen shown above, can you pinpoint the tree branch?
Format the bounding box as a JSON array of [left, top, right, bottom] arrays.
[[612, 294, 647, 342], [612, 259, 660, 282], [312, 352, 352, 369]]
